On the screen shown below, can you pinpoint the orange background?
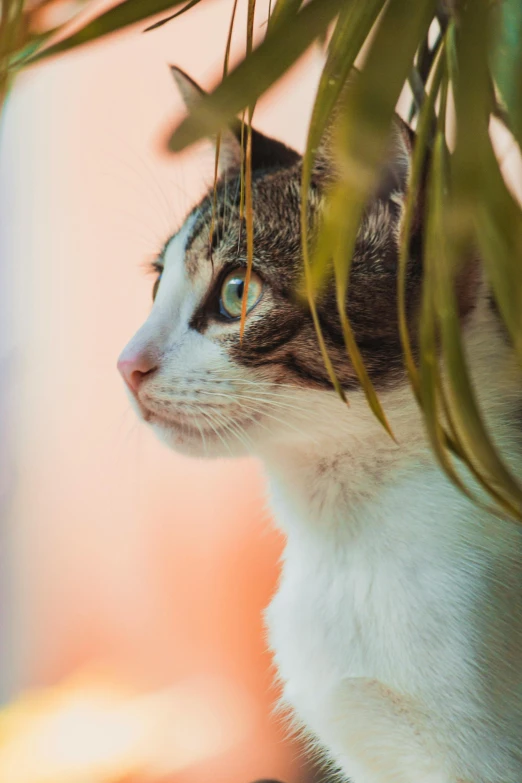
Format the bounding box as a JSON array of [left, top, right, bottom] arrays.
[[0, 2, 325, 782]]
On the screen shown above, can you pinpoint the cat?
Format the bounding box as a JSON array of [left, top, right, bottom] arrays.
[[117, 67, 522, 783]]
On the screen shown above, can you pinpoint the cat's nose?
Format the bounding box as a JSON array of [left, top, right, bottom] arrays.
[[117, 348, 158, 396]]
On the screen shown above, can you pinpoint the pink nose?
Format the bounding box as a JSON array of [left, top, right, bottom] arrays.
[[117, 349, 158, 396]]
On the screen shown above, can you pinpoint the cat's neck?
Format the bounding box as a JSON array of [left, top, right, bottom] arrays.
[[258, 385, 519, 541], [258, 385, 435, 537], [256, 295, 521, 540]]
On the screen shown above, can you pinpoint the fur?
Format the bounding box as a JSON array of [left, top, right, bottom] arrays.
[[118, 69, 522, 783]]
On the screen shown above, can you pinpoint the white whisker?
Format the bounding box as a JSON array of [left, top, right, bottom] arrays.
[[195, 388, 318, 419], [198, 408, 234, 457]]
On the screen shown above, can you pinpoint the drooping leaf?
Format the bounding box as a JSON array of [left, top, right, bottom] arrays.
[[430, 128, 522, 520], [266, 0, 302, 33], [423, 20, 522, 522], [169, 0, 344, 152], [419, 90, 477, 503], [27, 0, 192, 63], [310, 0, 436, 295], [450, 0, 522, 365], [209, 0, 240, 258], [491, 0, 522, 152], [310, 0, 436, 435], [301, 0, 386, 294], [7, 32, 49, 67], [398, 32, 445, 401], [239, 0, 256, 342], [299, 0, 386, 404], [143, 0, 204, 32]]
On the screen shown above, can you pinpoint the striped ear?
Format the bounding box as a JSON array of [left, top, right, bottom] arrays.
[[170, 66, 300, 176], [170, 66, 242, 175], [374, 116, 415, 199], [312, 111, 414, 199]]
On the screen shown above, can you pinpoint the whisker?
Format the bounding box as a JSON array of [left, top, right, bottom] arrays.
[[199, 408, 234, 457], [228, 397, 319, 442], [189, 408, 208, 456], [210, 407, 254, 452], [195, 388, 316, 418]]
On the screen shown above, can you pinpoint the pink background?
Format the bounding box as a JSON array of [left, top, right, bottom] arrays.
[[0, 1, 325, 780]]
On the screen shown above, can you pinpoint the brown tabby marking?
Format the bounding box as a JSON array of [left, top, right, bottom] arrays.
[[170, 157, 424, 392], [159, 69, 482, 395]]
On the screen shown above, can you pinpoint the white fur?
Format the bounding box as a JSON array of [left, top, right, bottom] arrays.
[[261, 302, 522, 783], [119, 217, 522, 783]]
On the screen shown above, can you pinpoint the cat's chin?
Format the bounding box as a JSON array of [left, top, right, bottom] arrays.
[[148, 416, 248, 460]]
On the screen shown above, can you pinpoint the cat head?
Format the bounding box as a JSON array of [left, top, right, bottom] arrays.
[[117, 67, 490, 461]]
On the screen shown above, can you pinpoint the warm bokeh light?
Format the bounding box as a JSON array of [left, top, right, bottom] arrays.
[[0, 672, 256, 783]]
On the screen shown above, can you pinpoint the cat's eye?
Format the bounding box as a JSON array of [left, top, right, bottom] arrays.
[[219, 269, 263, 320]]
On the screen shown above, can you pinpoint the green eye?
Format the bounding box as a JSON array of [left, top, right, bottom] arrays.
[[219, 269, 263, 320]]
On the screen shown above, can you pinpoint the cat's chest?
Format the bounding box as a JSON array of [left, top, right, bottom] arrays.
[[263, 486, 461, 732], [265, 529, 411, 723]]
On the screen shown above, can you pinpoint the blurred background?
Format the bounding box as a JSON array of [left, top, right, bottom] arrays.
[[0, 1, 326, 780]]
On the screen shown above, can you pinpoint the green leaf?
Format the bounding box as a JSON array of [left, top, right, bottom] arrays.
[[491, 0, 522, 151], [266, 0, 302, 33], [398, 32, 445, 402], [301, 0, 386, 293], [239, 0, 257, 342], [143, 0, 204, 32], [0, 0, 26, 63], [311, 0, 436, 294], [430, 132, 522, 520], [450, 0, 522, 365], [298, 0, 386, 404], [169, 0, 344, 151], [424, 33, 522, 521], [310, 0, 436, 435], [419, 105, 478, 504], [27, 0, 191, 63], [7, 33, 49, 68]]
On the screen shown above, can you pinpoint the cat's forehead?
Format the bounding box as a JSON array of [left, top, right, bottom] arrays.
[[165, 165, 305, 284]]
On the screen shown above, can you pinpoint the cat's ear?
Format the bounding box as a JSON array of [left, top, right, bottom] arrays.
[[170, 66, 300, 175], [170, 66, 242, 175], [312, 113, 415, 202], [374, 116, 415, 201]]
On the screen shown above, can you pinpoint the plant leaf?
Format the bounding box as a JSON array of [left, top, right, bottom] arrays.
[[27, 0, 191, 63], [209, 0, 240, 259], [431, 131, 522, 520], [266, 0, 302, 33], [298, 0, 386, 404], [169, 0, 344, 152], [398, 32, 445, 402], [419, 101, 478, 503], [143, 0, 204, 32], [449, 0, 522, 365], [491, 0, 522, 152], [310, 0, 436, 435], [239, 0, 256, 342], [429, 13, 522, 521], [301, 0, 386, 295]]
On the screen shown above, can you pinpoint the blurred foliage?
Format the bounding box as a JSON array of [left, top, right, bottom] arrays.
[[2, 0, 522, 521]]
